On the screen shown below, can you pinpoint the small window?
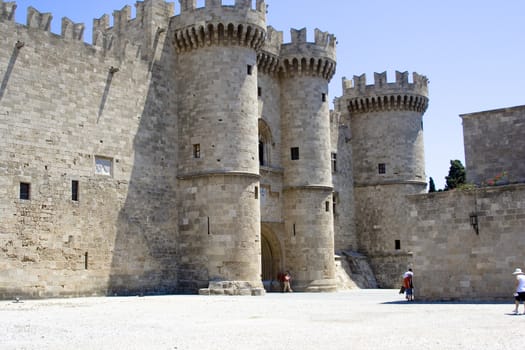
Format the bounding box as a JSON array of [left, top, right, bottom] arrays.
[[193, 144, 201, 159], [322, 93, 327, 102], [395, 240, 401, 250], [20, 182, 30, 200], [259, 141, 265, 166], [247, 65, 253, 75], [331, 153, 337, 172], [95, 156, 113, 176], [378, 163, 386, 174], [291, 147, 299, 160], [255, 186, 259, 199], [258, 87, 262, 97], [72, 180, 79, 201], [325, 201, 330, 212]]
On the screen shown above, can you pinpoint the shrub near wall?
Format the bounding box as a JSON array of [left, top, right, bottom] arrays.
[[408, 184, 525, 301]]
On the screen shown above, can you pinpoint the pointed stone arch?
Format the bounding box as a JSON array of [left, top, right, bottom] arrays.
[[261, 223, 282, 292], [258, 118, 273, 167]]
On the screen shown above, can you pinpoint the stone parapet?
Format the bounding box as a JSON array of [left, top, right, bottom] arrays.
[[257, 26, 282, 76], [171, 0, 266, 53], [0, 0, 16, 21], [343, 71, 428, 114], [279, 28, 336, 81]]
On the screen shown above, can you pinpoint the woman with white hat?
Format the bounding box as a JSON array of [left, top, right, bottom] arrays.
[[512, 268, 525, 315]]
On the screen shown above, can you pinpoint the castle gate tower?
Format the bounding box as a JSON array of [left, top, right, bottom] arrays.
[[280, 28, 337, 292], [173, 0, 267, 295], [342, 71, 429, 287]]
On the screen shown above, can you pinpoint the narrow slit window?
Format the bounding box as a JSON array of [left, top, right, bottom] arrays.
[[20, 182, 30, 200], [331, 153, 337, 172], [247, 65, 253, 75], [378, 163, 386, 174], [255, 186, 259, 199], [325, 201, 330, 212], [333, 192, 338, 216], [72, 180, 79, 201], [193, 144, 201, 159], [395, 240, 401, 250], [322, 93, 327, 102], [258, 87, 262, 97], [291, 147, 299, 160], [259, 141, 265, 166]]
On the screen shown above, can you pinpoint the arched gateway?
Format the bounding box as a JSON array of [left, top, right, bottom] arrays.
[[260, 224, 282, 292]]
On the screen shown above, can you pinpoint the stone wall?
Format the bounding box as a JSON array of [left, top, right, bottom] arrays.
[[331, 109, 357, 251], [354, 184, 421, 288], [408, 184, 525, 301], [461, 105, 525, 186], [0, 6, 179, 298]]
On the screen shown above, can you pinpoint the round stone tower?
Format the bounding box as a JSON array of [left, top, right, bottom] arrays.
[[172, 0, 267, 295], [342, 71, 429, 287], [280, 28, 337, 292]]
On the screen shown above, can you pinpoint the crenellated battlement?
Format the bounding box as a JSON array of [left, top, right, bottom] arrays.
[[112, 5, 132, 32], [171, 0, 267, 53], [179, 0, 267, 13], [279, 28, 337, 81], [61, 17, 85, 41], [0, 0, 174, 55], [0, 0, 16, 21], [257, 26, 282, 76], [343, 71, 429, 114], [27, 6, 52, 31], [343, 71, 428, 96], [92, 0, 173, 56]]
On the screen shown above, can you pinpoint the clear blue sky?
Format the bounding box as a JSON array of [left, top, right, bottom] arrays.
[[13, 0, 525, 189]]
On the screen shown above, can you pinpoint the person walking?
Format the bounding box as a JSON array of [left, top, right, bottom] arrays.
[[512, 268, 525, 314], [403, 268, 414, 301], [283, 271, 293, 293]]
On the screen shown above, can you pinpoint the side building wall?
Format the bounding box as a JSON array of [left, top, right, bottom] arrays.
[[0, 10, 179, 298], [461, 105, 525, 186], [408, 185, 525, 301]]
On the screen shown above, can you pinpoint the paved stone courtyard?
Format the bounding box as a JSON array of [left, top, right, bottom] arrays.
[[0, 289, 522, 349]]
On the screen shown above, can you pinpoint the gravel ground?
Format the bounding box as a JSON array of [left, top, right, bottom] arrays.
[[0, 289, 522, 350]]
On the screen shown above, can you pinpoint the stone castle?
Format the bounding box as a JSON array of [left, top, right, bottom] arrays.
[[1, 0, 523, 300]]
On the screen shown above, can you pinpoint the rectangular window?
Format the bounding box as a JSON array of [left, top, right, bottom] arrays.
[[378, 163, 386, 174], [258, 87, 262, 97], [72, 180, 79, 201], [20, 182, 30, 200], [395, 240, 401, 250], [325, 201, 330, 212], [247, 65, 253, 75], [322, 93, 327, 102], [291, 147, 299, 160], [193, 144, 201, 159], [255, 186, 259, 199], [331, 153, 337, 172], [95, 156, 113, 176]]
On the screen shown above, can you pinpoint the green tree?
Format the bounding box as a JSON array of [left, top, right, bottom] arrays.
[[445, 160, 466, 190], [428, 177, 436, 193]]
